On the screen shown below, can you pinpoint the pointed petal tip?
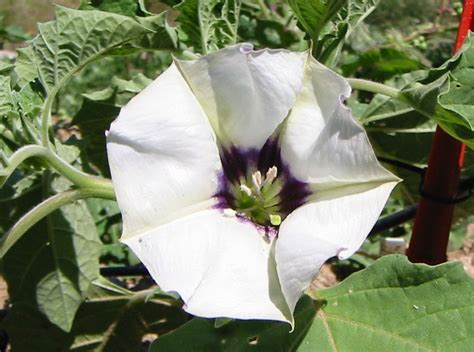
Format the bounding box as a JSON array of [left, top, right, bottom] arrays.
[[239, 43, 254, 53], [122, 210, 293, 323]]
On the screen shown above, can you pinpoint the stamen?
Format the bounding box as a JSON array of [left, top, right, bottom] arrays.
[[252, 171, 262, 192], [265, 166, 278, 185], [240, 184, 252, 197]]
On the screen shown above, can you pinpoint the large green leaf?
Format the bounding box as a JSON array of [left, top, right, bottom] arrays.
[[176, 0, 241, 54], [2, 174, 101, 332], [150, 255, 474, 351], [304, 255, 474, 351], [14, 6, 151, 93]]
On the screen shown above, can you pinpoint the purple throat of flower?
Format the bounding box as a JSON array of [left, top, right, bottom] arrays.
[[214, 138, 312, 239]]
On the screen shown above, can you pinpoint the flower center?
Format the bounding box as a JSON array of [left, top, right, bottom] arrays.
[[230, 166, 283, 226], [215, 141, 312, 232]]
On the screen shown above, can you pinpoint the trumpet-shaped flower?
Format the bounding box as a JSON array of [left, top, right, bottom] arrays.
[[106, 44, 400, 324]]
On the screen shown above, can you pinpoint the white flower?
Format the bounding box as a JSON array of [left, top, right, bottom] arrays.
[[106, 43, 400, 325]]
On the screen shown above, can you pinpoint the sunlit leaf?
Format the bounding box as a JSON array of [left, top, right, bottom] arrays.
[[402, 34, 474, 148], [316, 0, 380, 65], [176, 0, 241, 53], [0, 75, 17, 119], [14, 6, 151, 93], [79, 0, 140, 16]]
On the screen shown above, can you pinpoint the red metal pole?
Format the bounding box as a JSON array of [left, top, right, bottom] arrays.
[[406, 0, 473, 264]]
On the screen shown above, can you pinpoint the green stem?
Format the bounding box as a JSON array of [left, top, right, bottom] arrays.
[[0, 187, 112, 258], [40, 89, 56, 148], [257, 0, 272, 19], [347, 78, 402, 99], [1, 145, 115, 199]]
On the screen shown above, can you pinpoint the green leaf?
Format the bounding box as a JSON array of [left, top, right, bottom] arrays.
[[2, 174, 101, 332], [343, 48, 425, 81], [79, 0, 140, 16], [0, 172, 41, 234], [134, 13, 178, 51], [36, 202, 100, 331], [0, 75, 17, 119], [150, 256, 474, 351], [369, 127, 434, 165], [176, 0, 241, 54], [303, 255, 474, 351], [14, 47, 38, 88], [287, 0, 346, 44], [401, 34, 474, 148], [15, 83, 44, 120], [79, 0, 177, 50], [14, 6, 151, 93], [72, 96, 121, 176], [316, 0, 380, 66], [360, 71, 431, 130]]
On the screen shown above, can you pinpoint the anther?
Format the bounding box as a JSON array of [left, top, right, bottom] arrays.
[[265, 166, 278, 185], [252, 171, 262, 192], [240, 184, 253, 197]]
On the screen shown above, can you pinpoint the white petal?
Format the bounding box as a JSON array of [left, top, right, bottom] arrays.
[[124, 209, 292, 322], [281, 57, 398, 187], [276, 182, 397, 313], [107, 64, 222, 239], [176, 44, 307, 149]]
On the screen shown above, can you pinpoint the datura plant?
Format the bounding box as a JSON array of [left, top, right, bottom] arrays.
[[2, 1, 474, 351], [106, 44, 400, 324]]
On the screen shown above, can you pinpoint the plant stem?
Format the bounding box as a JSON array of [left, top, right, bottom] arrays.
[[1, 145, 115, 199], [347, 78, 402, 99], [0, 187, 112, 258], [40, 89, 57, 148]]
